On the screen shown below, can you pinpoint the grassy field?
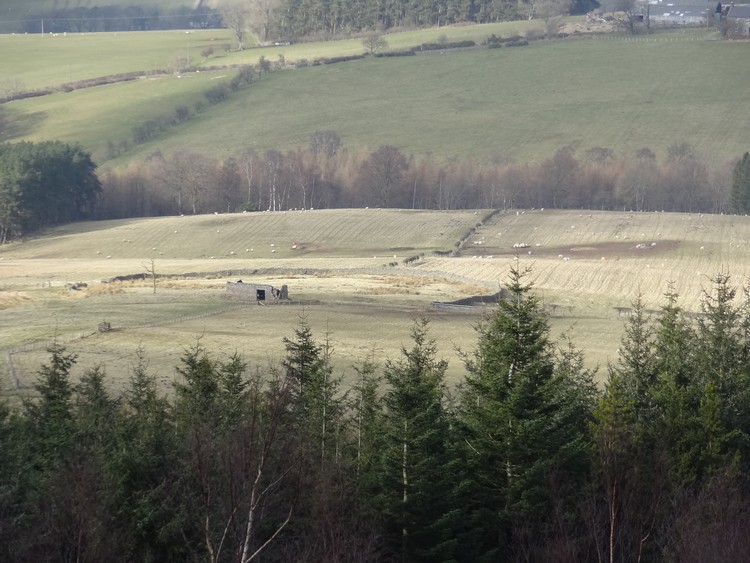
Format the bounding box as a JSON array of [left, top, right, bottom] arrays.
[[2, 25, 746, 167], [0, 0, 195, 17], [0, 29, 239, 90], [4, 208, 750, 396]]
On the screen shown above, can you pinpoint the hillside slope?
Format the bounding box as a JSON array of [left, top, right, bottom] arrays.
[[2, 27, 745, 166]]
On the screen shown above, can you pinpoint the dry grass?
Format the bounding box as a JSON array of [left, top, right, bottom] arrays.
[[6, 208, 750, 396]]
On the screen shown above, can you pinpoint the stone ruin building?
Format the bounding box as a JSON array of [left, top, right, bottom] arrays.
[[226, 280, 289, 303]]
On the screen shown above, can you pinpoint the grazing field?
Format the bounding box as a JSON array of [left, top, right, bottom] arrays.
[[2, 25, 745, 166], [0, 30, 238, 90], [4, 208, 750, 396]]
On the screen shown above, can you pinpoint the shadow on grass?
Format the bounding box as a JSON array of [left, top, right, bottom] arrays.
[[0, 107, 47, 141]]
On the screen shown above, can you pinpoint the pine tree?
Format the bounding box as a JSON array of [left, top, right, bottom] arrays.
[[650, 285, 702, 490], [591, 372, 639, 563], [350, 356, 384, 486], [378, 317, 458, 562], [458, 266, 595, 560], [282, 320, 342, 465], [111, 346, 180, 561], [615, 293, 656, 419], [25, 343, 77, 468]]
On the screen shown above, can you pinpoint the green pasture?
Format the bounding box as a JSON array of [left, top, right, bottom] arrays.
[[0, 20, 544, 92], [3, 71, 224, 162], [118, 31, 748, 165], [0, 29, 237, 90], [2, 26, 745, 166]]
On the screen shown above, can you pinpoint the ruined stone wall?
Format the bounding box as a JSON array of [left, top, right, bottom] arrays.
[[226, 282, 289, 301]]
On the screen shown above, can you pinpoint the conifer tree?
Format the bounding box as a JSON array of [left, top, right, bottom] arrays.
[[458, 266, 594, 560], [691, 273, 749, 473], [378, 317, 458, 562], [614, 293, 656, 419], [350, 357, 384, 486], [650, 285, 702, 490], [106, 348, 179, 561], [591, 372, 640, 563], [25, 343, 77, 467], [282, 320, 342, 465]]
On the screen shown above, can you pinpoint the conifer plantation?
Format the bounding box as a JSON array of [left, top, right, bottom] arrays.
[[2, 267, 750, 561]]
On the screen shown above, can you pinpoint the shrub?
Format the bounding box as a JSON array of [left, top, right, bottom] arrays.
[[420, 40, 475, 51], [320, 54, 366, 64], [230, 65, 255, 91], [204, 83, 229, 104], [132, 122, 157, 145], [374, 49, 416, 57], [525, 27, 545, 41], [175, 105, 190, 123]]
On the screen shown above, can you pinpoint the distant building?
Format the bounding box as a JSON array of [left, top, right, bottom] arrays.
[[727, 5, 750, 34], [646, 0, 715, 26], [226, 281, 289, 302]]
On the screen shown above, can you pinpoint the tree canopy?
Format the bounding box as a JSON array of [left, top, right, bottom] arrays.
[[0, 141, 101, 243]]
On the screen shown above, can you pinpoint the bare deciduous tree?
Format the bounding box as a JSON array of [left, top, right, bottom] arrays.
[[222, 6, 249, 50], [362, 33, 388, 54], [143, 258, 156, 294]]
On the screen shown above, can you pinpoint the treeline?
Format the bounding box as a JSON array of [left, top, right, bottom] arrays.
[[3, 6, 222, 35], [3, 0, 600, 37], [96, 141, 736, 219], [273, 0, 598, 39], [3, 267, 750, 561], [0, 141, 100, 243]]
